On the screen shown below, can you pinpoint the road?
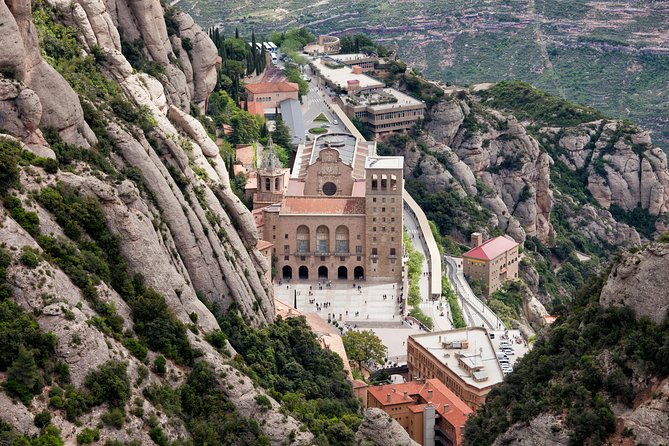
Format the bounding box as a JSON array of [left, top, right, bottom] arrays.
[[301, 65, 348, 136], [403, 206, 453, 332], [443, 256, 504, 330]]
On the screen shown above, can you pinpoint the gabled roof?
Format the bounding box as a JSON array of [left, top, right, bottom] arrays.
[[463, 236, 518, 261], [245, 81, 299, 94]]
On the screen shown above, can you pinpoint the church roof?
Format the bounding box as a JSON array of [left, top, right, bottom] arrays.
[[280, 197, 365, 215]]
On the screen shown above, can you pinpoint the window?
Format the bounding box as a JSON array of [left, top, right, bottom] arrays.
[[322, 182, 337, 196], [373, 198, 377, 202], [284, 234, 288, 239], [390, 248, 396, 256], [284, 245, 290, 253], [382, 207, 386, 212], [265, 178, 270, 191], [371, 248, 378, 256], [356, 245, 363, 253]]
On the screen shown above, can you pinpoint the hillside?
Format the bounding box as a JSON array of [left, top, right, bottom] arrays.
[[464, 241, 669, 445], [178, 0, 669, 151], [0, 0, 421, 444]]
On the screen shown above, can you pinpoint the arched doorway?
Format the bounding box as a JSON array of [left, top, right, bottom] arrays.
[[337, 266, 348, 280], [318, 266, 328, 279], [282, 265, 292, 280], [298, 266, 309, 280], [354, 266, 364, 280]]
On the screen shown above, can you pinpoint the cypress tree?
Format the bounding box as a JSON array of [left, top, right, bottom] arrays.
[[235, 27, 239, 39]]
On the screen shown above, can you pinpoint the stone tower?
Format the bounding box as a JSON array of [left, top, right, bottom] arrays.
[[364, 156, 404, 280]]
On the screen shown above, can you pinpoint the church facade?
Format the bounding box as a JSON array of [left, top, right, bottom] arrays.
[[253, 134, 404, 282]]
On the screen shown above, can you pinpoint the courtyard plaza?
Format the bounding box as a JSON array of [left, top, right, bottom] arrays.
[[274, 278, 423, 367]]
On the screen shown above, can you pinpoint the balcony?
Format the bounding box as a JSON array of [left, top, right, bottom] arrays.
[[293, 251, 354, 257]]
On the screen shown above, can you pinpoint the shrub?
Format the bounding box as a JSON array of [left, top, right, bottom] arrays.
[[0, 139, 21, 195], [76, 427, 100, 445], [84, 360, 130, 408], [20, 247, 40, 268], [123, 337, 148, 361], [34, 409, 52, 428], [255, 394, 272, 410], [153, 355, 166, 375], [101, 407, 126, 428]]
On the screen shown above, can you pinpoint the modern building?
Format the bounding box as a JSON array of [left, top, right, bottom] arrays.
[[339, 88, 426, 139], [462, 233, 520, 296], [310, 59, 385, 94], [256, 132, 404, 282], [244, 81, 299, 116], [367, 379, 473, 446], [327, 53, 378, 72], [407, 328, 505, 410]]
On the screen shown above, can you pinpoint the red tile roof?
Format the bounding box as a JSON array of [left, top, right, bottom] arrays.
[[245, 81, 299, 94], [256, 239, 273, 251], [463, 236, 518, 261], [236, 144, 258, 166], [280, 197, 365, 215], [368, 379, 472, 446]]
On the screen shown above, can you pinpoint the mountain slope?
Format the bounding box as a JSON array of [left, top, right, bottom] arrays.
[[180, 0, 669, 151]]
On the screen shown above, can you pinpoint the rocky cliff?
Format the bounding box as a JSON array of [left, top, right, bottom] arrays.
[[0, 0, 320, 444], [464, 240, 669, 446]]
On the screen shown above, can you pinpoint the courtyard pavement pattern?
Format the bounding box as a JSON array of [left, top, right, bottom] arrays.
[[274, 279, 424, 365]]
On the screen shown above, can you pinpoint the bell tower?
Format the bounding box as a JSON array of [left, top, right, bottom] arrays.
[[253, 136, 285, 209]]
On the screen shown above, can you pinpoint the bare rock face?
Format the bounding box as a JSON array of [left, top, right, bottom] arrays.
[[3, 0, 96, 147], [584, 122, 669, 216], [425, 99, 465, 145], [600, 242, 669, 324], [620, 377, 669, 445], [172, 11, 218, 109], [354, 408, 420, 446], [167, 105, 219, 157], [492, 414, 571, 446]]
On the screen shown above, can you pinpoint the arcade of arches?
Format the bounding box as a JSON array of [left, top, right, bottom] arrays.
[[281, 264, 365, 281]]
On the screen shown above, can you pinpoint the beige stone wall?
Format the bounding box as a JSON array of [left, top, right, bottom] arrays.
[[248, 89, 298, 110], [365, 167, 404, 280], [463, 246, 520, 296], [265, 214, 367, 281], [303, 148, 355, 196]]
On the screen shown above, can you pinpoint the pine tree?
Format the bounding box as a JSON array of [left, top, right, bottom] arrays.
[[6, 344, 42, 405], [272, 114, 292, 148]]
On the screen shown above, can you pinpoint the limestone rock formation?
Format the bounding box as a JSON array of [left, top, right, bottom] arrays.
[[2, 0, 96, 147], [354, 408, 420, 446], [491, 414, 571, 446], [619, 377, 669, 445], [600, 242, 669, 324]]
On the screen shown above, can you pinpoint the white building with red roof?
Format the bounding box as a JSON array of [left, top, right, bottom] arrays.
[[462, 233, 520, 296]]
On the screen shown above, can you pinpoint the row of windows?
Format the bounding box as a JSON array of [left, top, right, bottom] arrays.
[[372, 120, 420, 130], [373, 109, 423, 120], [372, 197, 395, 203], [372, 217, 395, 223], [371, 226, 396, 233]]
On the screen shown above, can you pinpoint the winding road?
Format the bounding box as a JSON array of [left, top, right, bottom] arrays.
[[443, 255, 504, 330]]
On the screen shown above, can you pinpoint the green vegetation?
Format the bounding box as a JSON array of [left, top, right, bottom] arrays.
[[487, 281, 525, 328], [478, 81, 606, 127], [442, 276, 466, 328], [465, 274, 669, 445], [217, 308, 362, 445], [0, 420, 64, 445], [314, 113, 329, 122], [0, 138, 21, 195], [309, 127, 328, 135], [340, 33, 388, 56], [284, 64, 309, 97], [609, 205, 658, 239], [342, 330, 387, 370]]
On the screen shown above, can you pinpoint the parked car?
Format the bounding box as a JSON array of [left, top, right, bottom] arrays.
[[496, 352, 508, 360], [333, 119, 339, 125], [503, 348, 515, 356]]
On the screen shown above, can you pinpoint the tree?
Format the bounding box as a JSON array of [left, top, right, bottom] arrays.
[[6, 344, 42, 405], [272, 115, 292, 148], [342, 330, 387, 370], [230, 111, 260, 144], [0, 138, 21, 195]]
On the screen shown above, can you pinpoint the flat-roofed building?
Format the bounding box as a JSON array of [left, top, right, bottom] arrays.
[[311, 58, 384, 94], [367, 379, 473, 446], [304, 35, 341, 55], [463, 233, 520, 296], [340, 88, 426, 139], [328, 53, 378, 72], [407, 328, 505, 410]]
